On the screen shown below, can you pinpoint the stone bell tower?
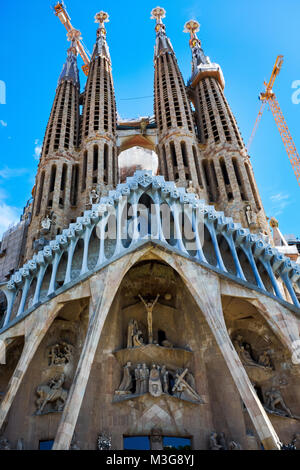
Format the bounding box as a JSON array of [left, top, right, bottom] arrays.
[[151, 7, 206, 197], [184, 20, 270, 234], [25, 34, 81, 260], [80, 11, 118, 201]]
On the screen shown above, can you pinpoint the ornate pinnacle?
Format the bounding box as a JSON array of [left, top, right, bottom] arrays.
[[67, 29, 82, 42], [151, 6, 166, 21], [184, 20, 200, 36], [184, 20, 201, 48], [94, 11, 109, 26], [66, 29, 81, 55]]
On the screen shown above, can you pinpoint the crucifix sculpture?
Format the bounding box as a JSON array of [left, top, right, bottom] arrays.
[[138, 294, 160, 344]]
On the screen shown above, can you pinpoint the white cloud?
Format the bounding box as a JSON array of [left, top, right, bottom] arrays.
[[0, 202, 21, 238], [0, 188, 22, 238], [0, 166, 28, 179], [34, 139, 42, 161], [0, 120, 7, 127], [269, 192, 291, 216]]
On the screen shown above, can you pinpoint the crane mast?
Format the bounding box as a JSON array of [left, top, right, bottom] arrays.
[[247, 55, 300, 187], [53, 1, 91, 76]]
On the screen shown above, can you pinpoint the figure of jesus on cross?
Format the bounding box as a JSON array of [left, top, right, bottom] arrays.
[[138, 294, 160, 344]]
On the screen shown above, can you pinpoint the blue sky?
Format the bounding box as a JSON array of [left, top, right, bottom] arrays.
[[0, 0, 299, 238]]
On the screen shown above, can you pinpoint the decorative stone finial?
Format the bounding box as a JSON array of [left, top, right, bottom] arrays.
[[269, 217, 279, 229], [94, 11, 109, 26], [66, 29, 81, 55], [67, 29, 82, 43], [151, 6, 166, 23], [184, 20, 201, 49], [184, 19, 200, 37]]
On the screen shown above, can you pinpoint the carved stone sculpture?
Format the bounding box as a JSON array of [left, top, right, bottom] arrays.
[[134, 364, 142, 394], [258, 351, 273, 369], [209, 432, 222, 450], [41, 215, 52, 232], [138, 294, 160, 344], [245, 205, 257, 226], [264, 388, 293, 418], [114, 363, 202, 403], [149, 364, 163, 397], [228, 440, 242, 450], [149, 428, 163, 450], [133, 329, 145, 347], [172, 368, 201, 402], [48, 342, 73, 366], [140, 363, 150, 394], [0, 438, 11, 450], [97, 432, 112, 450], [233, 335, 272, 369], [218, 432, 227, 450], [186, 181, 198, 199], [35, 373, 68, 415], [127, 319, 139, 348], [161, 365, 169, 394], [89, 188, 100, 205], [16, 438, 24, 450], [115, 362, 133, 395]]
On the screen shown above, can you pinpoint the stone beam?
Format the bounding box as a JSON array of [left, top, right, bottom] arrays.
[[153, 249, 281, 450], [52, 247, 149, 450]]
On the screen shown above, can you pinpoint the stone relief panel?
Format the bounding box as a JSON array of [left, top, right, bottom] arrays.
[[35, 373, 68, 415], [114, 363, 202, 404]]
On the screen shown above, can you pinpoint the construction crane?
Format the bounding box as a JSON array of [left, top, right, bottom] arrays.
[[53, 1, 91, 76], [247, 55, 300, 187]]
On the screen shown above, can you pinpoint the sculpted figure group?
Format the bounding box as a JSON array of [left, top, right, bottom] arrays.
[[233, 335, 273, 370], [127, 318, 173, 349], [209, 432, 242, 450], [115, 363, 201, 403]]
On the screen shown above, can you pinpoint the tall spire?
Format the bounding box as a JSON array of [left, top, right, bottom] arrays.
[[151, 7, 206, 195], [80, 10, 118, 194], [151, 7, 174, 57], [184, 19, 224, 89], [58, 30, 80, 88], [183, 20, 209, 72], [184, 19, 269, 234], [93, 11, 111, 61]]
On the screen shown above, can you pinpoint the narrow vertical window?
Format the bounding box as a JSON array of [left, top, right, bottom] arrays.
[[35, 171, 45, 216], [82, 151, 87, 191], [192, 146, 203, 187], [70, 164, 79, 206], [104, 144, 108, 184]]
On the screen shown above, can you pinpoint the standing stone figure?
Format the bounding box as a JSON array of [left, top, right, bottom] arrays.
[[115, 362, 133, 395], [218, 432, 227, 450], [160, 365, 169, 394], [140, 363, 150, 394], [127, 319, 139, 348], [209, 432, 222, 450], [134, 364, 142, 394], [149, 364, 163, 397]]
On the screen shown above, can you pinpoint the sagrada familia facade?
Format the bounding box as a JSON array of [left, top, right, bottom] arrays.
[[0, 7, 299, 450]]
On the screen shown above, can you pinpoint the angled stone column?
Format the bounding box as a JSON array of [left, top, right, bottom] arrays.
[[52, 248, 149, 450], [153, 249, 281, 450], [0, 300, 61, 431]]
